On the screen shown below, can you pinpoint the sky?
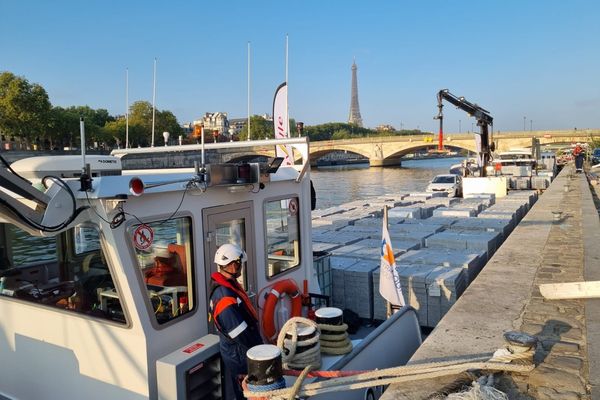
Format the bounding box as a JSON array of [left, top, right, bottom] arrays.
[[1, 0, 599, 133]]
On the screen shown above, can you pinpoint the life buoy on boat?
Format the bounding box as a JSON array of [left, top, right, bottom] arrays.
[[262, 279, 303, 342]]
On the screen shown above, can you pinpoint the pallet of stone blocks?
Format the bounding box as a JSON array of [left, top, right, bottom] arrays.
[[396, 249, 485, 284], [329, 255, 379, 318], [343, 258, 379, 319], [425, 231, 501, 263], [425, 266, 468, 327], [531, 175, 550, 190]]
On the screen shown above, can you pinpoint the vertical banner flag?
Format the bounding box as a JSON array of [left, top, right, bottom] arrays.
[[379, 208, 405, 306], [273, 82, 294, 166]]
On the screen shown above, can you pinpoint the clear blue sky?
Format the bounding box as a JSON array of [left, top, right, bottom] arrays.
[[1, 0, 599, 133]]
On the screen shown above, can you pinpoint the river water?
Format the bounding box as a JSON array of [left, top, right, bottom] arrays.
[[311, 157, 461, 210]]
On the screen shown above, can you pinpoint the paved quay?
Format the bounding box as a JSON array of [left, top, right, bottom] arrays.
[[381, 165, 600, 400]]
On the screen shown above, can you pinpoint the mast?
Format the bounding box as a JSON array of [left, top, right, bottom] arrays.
[[247, 42, 251, 141], [151, 57, 157, 147], [285, 34, 289, 138], [125, 68, 129, 149]]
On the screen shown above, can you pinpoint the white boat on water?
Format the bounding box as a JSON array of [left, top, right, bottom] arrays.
[[0, 137, 421, 400]]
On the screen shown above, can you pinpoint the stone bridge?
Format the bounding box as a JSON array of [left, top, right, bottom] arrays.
[[309, 129, 600, 166]]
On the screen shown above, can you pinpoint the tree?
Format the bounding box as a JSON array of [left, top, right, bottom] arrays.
[[0, 72, 51, 143], [238, 115, 272, 141]]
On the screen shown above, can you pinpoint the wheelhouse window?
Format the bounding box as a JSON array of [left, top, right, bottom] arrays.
[[130, 217, 194, 324], [265, 197, 300, 278], [0, 223, 125, 324]]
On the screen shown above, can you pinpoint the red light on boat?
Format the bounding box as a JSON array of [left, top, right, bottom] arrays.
[[129, 177, 145, 196]]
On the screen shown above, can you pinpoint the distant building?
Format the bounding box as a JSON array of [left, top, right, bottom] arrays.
[[376, 124, 396, 132], [194, 112, 229, 134]]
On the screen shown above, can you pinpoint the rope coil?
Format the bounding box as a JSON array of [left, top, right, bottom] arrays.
[[317, 322, 353, 355], [276, 317, 322, 370]]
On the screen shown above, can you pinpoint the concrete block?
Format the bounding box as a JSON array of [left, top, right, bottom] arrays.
[[388, 206, 423, 219], [432, 207, 478, 218]]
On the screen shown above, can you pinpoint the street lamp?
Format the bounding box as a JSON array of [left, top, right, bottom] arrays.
[[523, 116, 526, 131]]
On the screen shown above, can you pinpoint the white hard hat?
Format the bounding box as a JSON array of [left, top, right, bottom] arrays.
[[214, 243, 247, 266]]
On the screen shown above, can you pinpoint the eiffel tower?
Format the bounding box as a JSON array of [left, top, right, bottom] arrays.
[[348, 60, 363, 127]]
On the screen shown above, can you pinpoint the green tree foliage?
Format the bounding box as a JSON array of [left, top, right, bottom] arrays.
[[0, 72, 51, 142], [303, 122, 373, 141], [238, 115, 273, 141]]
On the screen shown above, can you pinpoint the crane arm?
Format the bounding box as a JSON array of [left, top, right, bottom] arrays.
[[436, 89, 494, 177], [437, 89, 493, 125], [0, 162, 84, 237]]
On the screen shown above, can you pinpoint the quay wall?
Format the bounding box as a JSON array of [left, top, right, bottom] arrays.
[[382, 166, 599, 399]]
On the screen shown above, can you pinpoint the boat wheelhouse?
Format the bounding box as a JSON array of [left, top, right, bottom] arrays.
[[0, 138, 421, 400]]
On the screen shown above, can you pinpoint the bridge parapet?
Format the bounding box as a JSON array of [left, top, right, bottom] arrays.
[[309, 129, 600, 166]]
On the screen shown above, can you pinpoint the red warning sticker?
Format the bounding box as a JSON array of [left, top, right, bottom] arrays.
[[133, 225, 154, 251], [183, 342, 204, 354]]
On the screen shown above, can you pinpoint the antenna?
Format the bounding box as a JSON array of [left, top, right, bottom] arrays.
[[151, 57, 157, 147], [79, 118, 92, 191]]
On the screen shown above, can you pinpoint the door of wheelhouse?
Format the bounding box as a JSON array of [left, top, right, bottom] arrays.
[[202, 201, 257, 313]]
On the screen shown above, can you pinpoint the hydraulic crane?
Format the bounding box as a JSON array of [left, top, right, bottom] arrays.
[[435, 89, 494, 177]]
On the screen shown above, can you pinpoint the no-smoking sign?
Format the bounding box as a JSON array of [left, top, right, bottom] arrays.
[[133, 225, 154, 250]]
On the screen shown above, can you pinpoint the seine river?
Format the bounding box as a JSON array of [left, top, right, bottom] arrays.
[[311, 157, 462, 210]]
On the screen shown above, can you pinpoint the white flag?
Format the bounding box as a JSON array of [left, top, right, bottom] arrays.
[[273, 82, 294, 166], [379, 212, 405, 307]]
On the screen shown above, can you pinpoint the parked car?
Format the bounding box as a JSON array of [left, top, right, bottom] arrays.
[[426, 174, 462, 197], [591, 148, 600, 165]]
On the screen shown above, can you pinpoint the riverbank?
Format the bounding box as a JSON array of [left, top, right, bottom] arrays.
[[381, 165, 599, 399]]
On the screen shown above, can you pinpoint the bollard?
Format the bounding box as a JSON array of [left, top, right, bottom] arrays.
[[315, 307, 343, 335], [503, 331, 538, 356], [552, 211, 563, 222], [246, 344, 286, 393], [283, 324, 318, 357]]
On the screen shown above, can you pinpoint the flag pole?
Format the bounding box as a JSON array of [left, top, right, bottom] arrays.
[[384, 205, 392, 319]]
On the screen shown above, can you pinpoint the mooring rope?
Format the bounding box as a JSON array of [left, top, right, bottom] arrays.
[[276, 317, 322, 370], [317, 322, 353, 355], [244, 348, 535, 400]]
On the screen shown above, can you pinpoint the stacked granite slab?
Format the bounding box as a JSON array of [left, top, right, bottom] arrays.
[[388, 206, 425, 219], [337, 224, 432, 247], [450, 217, 513, 241], [425, 266, 468, 327], [398, 264, 436, 325], [311, 217, 353, 231], [397, 248, 485, 284], [509, 176, 531, 190], [372, 268, 387, 320], [329, 256, 362, 309], [312, 231, 365, 251], [461, 197, 493, 212], [425, 231, 501, 262], [401, 217, 459, 229], [424, 197, 461, 207], [353, 216, 405, 226], [342, 257, 380, 319], [505, 190, 538, 208], [331, 238, 419, 259], [432, 207, 478, 218]]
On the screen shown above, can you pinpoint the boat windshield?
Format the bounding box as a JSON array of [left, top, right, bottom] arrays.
[[0, 223, 126, 324]]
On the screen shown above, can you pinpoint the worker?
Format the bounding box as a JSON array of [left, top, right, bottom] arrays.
[[573, 143, 584, 173], [209, 243, 263, 400]]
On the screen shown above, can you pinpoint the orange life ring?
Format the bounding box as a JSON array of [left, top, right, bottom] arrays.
[[262, 279, 303, 342]]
